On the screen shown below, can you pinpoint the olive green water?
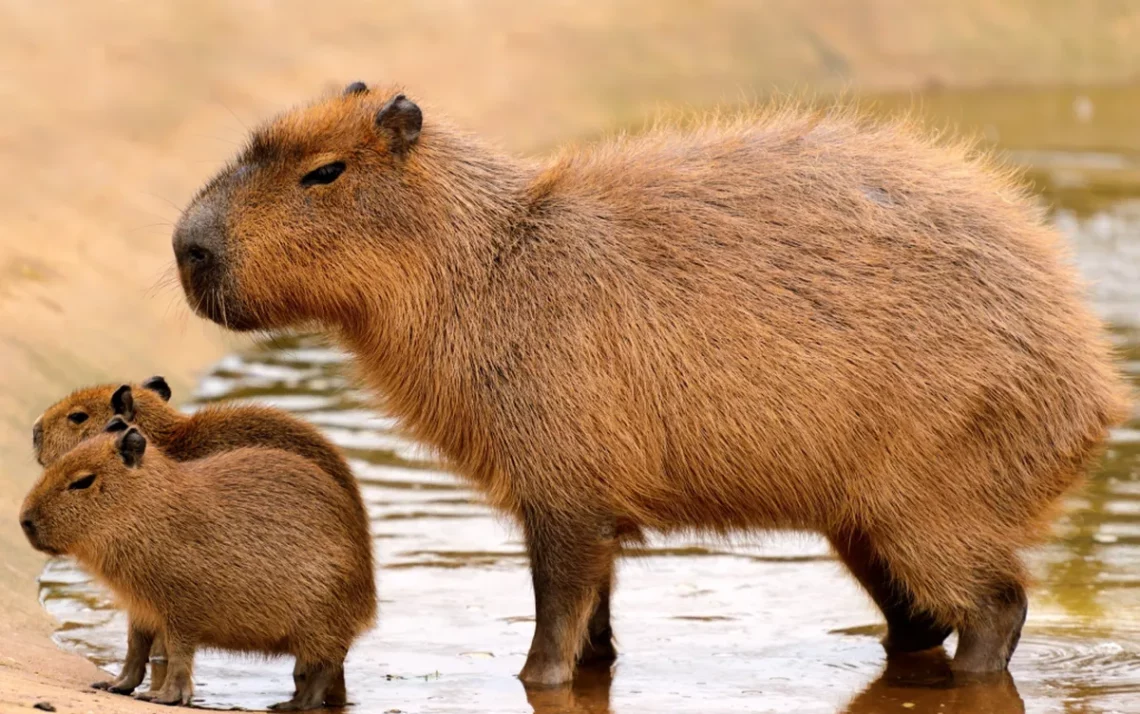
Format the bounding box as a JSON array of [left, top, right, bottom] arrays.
[[39, 87, 1140, 713]]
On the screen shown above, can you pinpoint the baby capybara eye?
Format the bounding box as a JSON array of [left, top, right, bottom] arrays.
[[67, 412, 89, 424], [300, 162, 345, 187], [67, 474, 96, 491]]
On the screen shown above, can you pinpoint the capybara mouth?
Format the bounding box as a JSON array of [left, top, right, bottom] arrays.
[[179, 274, 262, 332]]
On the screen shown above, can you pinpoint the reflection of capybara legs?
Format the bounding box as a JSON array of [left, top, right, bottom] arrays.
[[520, 510, 617, 687], [830, 529, 952, 654]]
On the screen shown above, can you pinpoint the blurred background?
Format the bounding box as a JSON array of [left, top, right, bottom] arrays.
[[1, 2, 1138, 713]]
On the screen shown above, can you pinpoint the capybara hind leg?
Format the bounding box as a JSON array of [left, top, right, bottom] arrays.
[[271, 659, 340, 711], [577, 577, 617, 667], [519, 509, 616, 687], [829, 531, 951, 654], [323, 666, 347, 707], [134, 629, 194, 706], [93, 621, 153, 694], [953, 581, 1028, 673]]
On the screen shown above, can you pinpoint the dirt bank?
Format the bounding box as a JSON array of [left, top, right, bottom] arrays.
[[2, 2, 1138, 711]]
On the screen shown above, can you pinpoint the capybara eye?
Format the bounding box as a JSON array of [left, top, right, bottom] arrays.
[[68, 474, 96, 491], [67, 412, 89, 425], [300, 162, 346, 187]]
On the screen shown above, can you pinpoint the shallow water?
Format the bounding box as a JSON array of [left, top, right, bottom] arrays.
[[40, 86, 1140, 713]]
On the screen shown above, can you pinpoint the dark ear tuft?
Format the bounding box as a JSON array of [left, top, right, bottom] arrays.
[[110, 385, 136, 421], [376, 94, 422, 153], [344, 81, 368, 95], [142, 376, 172, 402], [118, 427, 147, 468], [104, 416, 130, 433]]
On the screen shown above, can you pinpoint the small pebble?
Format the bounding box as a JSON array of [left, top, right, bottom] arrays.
[[33, 703, 56, 712]]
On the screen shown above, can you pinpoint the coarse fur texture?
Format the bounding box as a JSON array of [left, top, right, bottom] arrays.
[[19, 426, 376, 709], [33, 378, 370, 698], [173, 83, 1131, 686]]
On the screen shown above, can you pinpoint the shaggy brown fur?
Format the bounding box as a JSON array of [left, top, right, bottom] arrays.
[[33, 378, 370, 697], [172, 83, 1131, 686], [19, 422, 376, 709]]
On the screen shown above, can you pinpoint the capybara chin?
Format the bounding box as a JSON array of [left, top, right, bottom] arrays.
[[33, 377, 370, 698], [18, 420, 376, 709], [173, 82, 1131, 686]]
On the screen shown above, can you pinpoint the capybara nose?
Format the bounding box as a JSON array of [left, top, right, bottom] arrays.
[[173, 202, 224, 276], [20, 517, 36, 541]]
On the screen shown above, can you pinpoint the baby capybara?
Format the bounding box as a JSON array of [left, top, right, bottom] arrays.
[[19, 418, 376, 709], [172, 83, 1130, 686], [33, 376, 370, 697]]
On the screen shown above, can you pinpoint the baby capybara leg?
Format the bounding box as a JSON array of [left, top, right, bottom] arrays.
[[271, 658, 343, 711], [829, 530, 952, 654], [952, 580, 1028, 674], [519, 509, 617, 687], [134, 629, 194, 706], [93, 621, 153, 694]]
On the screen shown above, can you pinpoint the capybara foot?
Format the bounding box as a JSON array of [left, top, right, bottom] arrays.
[[577, 628, 617, 667], [92, 677, 139, 696], [135, 683, 192, 706], [883, 611, 953, 656], [519, 655, 575, 688], [272, 661, 340, 710], [952, 583, 1028, 673]]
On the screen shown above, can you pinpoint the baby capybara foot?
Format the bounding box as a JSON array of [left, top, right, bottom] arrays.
[[951, 583, 1029, 673]]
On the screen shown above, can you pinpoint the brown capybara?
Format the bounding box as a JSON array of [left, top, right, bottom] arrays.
[[19, 418, 376, 709], [171, 83, 1131, 686], [33, 376, 370, 696]]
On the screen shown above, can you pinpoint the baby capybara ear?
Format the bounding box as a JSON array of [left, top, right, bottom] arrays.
[[344, 81, 368, 96], [141, 375, 172, 402], [110, 385, 136, 421], [117, 427, 146, 468], [103, 416, 130, 434], [376, 94, 422, 153]]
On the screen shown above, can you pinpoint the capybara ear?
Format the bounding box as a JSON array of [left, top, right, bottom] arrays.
[[376, 94, 422, 153], [142, 375, 172, 402], [110, 385, 136, 420], [344, 81, 368, 96], [118, 427, 146, 468], [104, 416, 130, 434]]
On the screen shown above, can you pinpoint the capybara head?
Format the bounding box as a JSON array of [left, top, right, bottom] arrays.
[[33, 377, 172, 466], [173, 82, 434, 332], [20, 419, 148, 556]]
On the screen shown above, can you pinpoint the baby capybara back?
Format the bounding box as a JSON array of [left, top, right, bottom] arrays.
[[173, 86, 1131, 686], [19, 421, 376, 709]]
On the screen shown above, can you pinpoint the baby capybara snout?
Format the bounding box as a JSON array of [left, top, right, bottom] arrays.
[[21, 418, 376, 709]]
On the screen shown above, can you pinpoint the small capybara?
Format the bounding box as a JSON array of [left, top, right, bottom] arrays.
[[19, 418, 376, 709], [172, 83, 1131, 686], [33, 376, 370, 697]]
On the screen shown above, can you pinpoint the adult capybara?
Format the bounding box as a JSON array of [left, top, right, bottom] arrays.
[[19, 418, 376, 709], [171, 83, 1130, 686], [33, 377, 370, 696]]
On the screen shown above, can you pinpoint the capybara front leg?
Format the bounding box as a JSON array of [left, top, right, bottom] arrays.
[[93, 621, 154, 694], [952, 581, 1028, 673], [829, 530, 952, 654], [147, 630, 169, 693], [519, 509, 616, 687], [577, 576, 617, 667], [270, 659, 342, 711], [134, 628, 194, 706]]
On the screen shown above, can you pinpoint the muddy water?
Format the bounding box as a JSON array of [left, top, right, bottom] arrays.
[[39, 87, 1140, 713]]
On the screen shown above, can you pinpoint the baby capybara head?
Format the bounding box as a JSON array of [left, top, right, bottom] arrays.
[[20, 419, 148, 557], [173, 82, 432, 332], [33, 377, 172, 466]]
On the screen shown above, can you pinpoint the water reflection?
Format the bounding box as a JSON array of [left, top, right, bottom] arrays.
[[36, 86, 1140, 713]]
